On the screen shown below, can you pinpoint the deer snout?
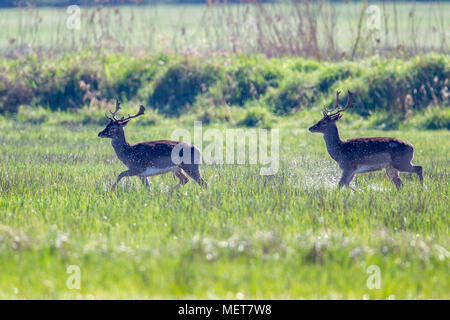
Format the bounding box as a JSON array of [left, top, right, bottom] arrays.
[[308, 125, 317, 132], [98, 130, 106, 138]]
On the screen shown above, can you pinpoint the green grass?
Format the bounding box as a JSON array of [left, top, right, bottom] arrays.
[[0, 116, 448, 299]]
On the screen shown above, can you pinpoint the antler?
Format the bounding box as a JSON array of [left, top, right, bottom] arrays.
[[105, 99, 145, 122], [323, 90, 341, 116], [106, 98, 121, 121], [110, 99, 121, 120], [121, 105, 145, 122], [324, 90, 354, 118], [333, 90, 341, 110]]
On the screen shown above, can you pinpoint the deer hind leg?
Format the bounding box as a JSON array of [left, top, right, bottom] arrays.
[[180, 164, 208, 188], [392, 147, 423, 185], [140, 177, 150, 188], [338, 170, 355, 189], [173, 168, 189, 186], [393, 160, 424, 185], [386, 166, 402, 190], [415, 166, 423, 185]]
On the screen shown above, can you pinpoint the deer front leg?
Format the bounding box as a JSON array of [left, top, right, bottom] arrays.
[[167, 168, 188, 194], [173, 168, 189, 186], [112, 169, 142, 192], [338, 169, 355, 189], [386, 166, 403, 190], [140, 177, 150, 188]]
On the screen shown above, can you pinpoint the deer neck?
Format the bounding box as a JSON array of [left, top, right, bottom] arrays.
[[323, 123, 342, 161], [111, 131, 131, 160]]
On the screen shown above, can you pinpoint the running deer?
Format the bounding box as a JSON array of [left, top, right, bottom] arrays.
[[98, 100, 207, 191], [309, 90, 423, 190]]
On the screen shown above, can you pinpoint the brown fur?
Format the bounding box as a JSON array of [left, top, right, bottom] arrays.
[[309, 106, 423, 190], [99, 118, 207, 191]]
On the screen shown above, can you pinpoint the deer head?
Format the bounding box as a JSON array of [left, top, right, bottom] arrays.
[[98, 99, 145, 139], [309, 90, 354, 133]]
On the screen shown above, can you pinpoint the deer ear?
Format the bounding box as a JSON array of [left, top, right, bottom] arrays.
[[331, 114, 343, 121], [119, 120, 130, 127]]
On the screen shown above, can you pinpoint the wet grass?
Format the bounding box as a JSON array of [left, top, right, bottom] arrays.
[[0, 118, 448, 299]]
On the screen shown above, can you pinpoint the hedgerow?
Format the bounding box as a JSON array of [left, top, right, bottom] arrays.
[[0, 52, 448, 128]]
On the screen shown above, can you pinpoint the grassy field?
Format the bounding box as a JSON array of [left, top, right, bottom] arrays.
[[0, 114, 448, 299], [0, 2, 448, 57]]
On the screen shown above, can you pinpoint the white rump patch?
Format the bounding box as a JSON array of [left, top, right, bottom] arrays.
[[139, 166, 178, 177], [354, 164, 387, 173]]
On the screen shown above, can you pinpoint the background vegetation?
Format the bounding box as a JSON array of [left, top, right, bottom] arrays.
[[1, 1, 448, 128], [1, 1, 448, 58], [1, 52, 448, 129]]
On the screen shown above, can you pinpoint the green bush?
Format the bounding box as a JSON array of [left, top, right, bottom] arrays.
[[264, 75, 317, 115], [332, 55, 449, 116], [0, 52, 165, 113], [149, 60, 219, 116], [0, 74, 34, 113], [410, 107, 450, 130], [219, 61, 281, 107], [238, 105, 273, 128], [40, 67, 101, 110], [316, 63, 359, 93], [104, 54, 164, 101]]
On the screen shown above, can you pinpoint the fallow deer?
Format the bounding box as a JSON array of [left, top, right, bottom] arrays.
[[98, 100, 207, 191], [309, 90, 423, 190]]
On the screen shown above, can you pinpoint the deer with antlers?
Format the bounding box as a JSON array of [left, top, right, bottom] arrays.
[[309, 90, 423, 190], [98, 100, 207, 191]]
